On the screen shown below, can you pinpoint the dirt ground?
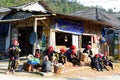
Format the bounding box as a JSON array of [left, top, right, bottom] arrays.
[[47, 62, 120, 79], [0, 61, 120, 79]]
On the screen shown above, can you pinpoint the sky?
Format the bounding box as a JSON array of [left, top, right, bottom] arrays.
[[76, 0, 120, 12]]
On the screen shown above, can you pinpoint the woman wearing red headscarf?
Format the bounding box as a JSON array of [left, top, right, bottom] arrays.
[[58, 48, 67, 64], [6, 39, 21, 74], [65, 45, 80, 66], [43, 46, 57, 62], [83, 45, 93, 60], [65, 45, 76, 62]]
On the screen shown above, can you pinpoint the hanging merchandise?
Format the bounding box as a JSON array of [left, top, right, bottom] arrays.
[[41, 32, 46, 50], [93, 35, 99, 43], [99, 37, 106, 44], [114, 33, 119, 58]]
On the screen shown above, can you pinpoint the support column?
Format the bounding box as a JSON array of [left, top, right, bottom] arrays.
[[33, 18, 37, 55]]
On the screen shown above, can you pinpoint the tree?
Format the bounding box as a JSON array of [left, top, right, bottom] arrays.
[[108, 8, 114, 13]]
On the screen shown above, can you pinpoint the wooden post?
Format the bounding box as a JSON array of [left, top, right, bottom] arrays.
[[33, 18, 37, 55]]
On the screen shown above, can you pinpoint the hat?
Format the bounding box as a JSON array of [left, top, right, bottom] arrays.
[[95, 54, 99, 58], [48, 46, 53, 50], [71, 45, 76, 49], [35, 53, 40, 58], [104, 52, 108, 56], [86, 45, 92, 49], [60, 48, 66, 53]]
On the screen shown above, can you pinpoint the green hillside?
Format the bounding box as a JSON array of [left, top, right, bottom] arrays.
[[0, 0, 88, 14]]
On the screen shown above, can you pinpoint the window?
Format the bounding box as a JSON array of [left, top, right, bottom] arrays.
[[55, 32, 72, 47]]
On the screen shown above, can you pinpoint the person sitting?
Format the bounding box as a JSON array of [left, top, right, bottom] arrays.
[[43, 46, 57, 62], [102, 52, 114, 70], [33, 52, 41, 71], [65, 45, 79, 66], [65, 45, 76, 62], [83, 45, 93, 60], [41, 56, 52, 73], [91, 54, 103, 71], [25, 54, 41, 72], [58, 48, 67, 64]]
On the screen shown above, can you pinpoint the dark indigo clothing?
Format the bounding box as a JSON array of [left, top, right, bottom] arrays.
[[65, 49, 77, 62], [91, 57, 103, 71], [7, 45, 21, 71], [65, 49, 72, 61], [41, 60, 52, 72], [102, 56, 113, 70], [8, 45, 21, 60]]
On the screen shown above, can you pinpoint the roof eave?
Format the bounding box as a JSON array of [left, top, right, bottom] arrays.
[[55, 13, 113, 28]]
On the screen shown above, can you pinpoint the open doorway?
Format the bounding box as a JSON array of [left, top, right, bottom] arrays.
[[82, 35, 91, 48], [18, 26, 43, 56], [18, 27, 33, 56]]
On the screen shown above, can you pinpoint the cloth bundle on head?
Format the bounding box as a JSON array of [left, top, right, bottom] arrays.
[[44, 56, 49, 61], [48, 46, 54, 53], [104, 52, 108, 56], [35, 53, 40, 58], [71, 45, 76, 49], [95, 54, 99, 58], [60, 48, 66, 53], [86, 45, 92, 49]]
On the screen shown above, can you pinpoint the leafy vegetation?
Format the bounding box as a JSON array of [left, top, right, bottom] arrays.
[[0, 0, 116, 14], [0, 0, 88, 14]]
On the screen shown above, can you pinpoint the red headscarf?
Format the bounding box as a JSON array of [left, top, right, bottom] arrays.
[[60, 48, 66, 53], [104, 52, 108, 56], [95, 54, 99, 58], [48, 46, 54, 53], [35, 53, 40, 58], [71, 45, 76, 49], [86, 45, 92, 49]]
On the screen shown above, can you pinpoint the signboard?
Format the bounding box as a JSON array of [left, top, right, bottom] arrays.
[[54, 18, 84, 35]]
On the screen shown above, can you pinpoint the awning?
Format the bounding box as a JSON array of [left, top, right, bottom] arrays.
[[0, 11, 52, 37], [54, 18, 84, 35], [0, 12, 33, 37]]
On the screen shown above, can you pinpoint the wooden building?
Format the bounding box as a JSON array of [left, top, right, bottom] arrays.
[[0, 1, 114, 57]]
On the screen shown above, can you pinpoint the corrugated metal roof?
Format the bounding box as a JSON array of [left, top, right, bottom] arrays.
[[70, 8, 120, 29], [0, 8, 11, 12], [10, 1, 53, 13], [0, 12, 52, 23]]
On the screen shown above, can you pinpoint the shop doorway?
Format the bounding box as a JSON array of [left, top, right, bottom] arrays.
[[18, 27, 33, 56], [82, 35, 91, 48]]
